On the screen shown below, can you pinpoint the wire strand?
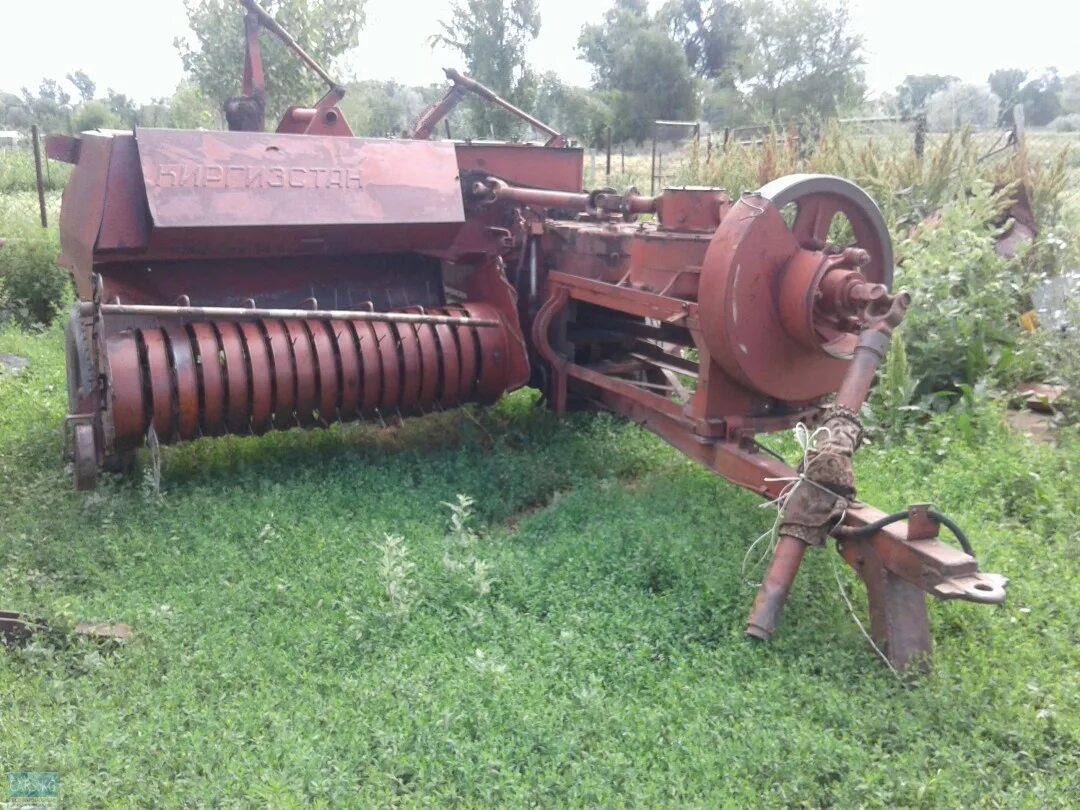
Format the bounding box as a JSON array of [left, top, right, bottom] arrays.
[[830, 552, 903, 681]]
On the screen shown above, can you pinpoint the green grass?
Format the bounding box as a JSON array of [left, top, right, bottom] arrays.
[[1, 325, 1078, 807]]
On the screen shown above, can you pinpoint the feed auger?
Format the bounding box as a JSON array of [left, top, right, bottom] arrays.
[[47, 0, 1005, 671]]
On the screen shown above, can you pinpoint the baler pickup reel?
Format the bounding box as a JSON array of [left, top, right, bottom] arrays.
[[45, 0, 1005, 672]]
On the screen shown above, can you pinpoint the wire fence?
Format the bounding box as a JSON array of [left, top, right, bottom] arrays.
[[582, 108, 1080, 199]]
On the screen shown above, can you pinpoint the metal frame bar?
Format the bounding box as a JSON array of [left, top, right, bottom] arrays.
[[84, 302, 500, 328]]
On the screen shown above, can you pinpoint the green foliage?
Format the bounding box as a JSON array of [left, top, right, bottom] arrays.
[[991, 68, 1066, 128], [989, 67, 1028, 124], [533, 73, 612, 147], [1031, 274, 1080, 423], [738, 0, 865, 120], [1048, 113, 1080, 132], [0, 216, 69, 327], [0, 154, 70, 326], [65, 70, 96, 104], [895, 74, 958, 117], [176, 0, 367, 123], [15, 79, 71, 134], [1019, 69, 1064, 127], [579, 2, 699, 143], [1062, 73, 1080, 115], [165, 81, 219, 130], [71, 100, 115, 133], [431, 0, 542, 140], [927, 83, 1000, 132], [0, 326, 1078, 805], [659, 0, 743, 82], [895, 186, 1032, 394], [339, 80, 432, 138], [0, 151, 70, 194]]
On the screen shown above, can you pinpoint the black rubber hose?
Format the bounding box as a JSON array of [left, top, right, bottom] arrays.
[[834, 509, 975, 557]]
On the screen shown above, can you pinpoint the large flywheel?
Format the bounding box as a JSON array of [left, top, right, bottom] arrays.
[[698, 174, 895, 403]]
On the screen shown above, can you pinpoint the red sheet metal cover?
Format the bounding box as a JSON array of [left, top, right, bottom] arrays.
[[136, 128, 465, 229]]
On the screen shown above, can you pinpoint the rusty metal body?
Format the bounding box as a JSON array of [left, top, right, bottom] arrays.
[[46, 0, 1005, 672]]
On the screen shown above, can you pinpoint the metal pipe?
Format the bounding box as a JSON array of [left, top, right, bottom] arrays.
[[835, 293, 910, 411], [477, 179, 591, 210], [746, 535, 807, 640], [84, 302, 500, 328], [528, 237, 538, 304], [238, 0, 339, 91], [444, 68, 561, 144], [477, 177, 659, 217]]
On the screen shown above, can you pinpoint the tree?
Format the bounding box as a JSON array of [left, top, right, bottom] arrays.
[[431, 0, 541, 140], [701, 83, 751, 127], [72, 101, 116, 132], [20, 79, 72, 133], [340, 80, 431, 137], [106, 89, 140, 128], [1061, 73, 1080, 115], [579, 0, 651, 86], [1018, 69, 1062, 126], [176, 0, 366, 123], [0, 92, 32, 130], [167, 81, 220, 129], [659, 0, 743, 83], [579, 1, 699, 143], [66, 70, 96, 104], [738, 0, 865, 121], [990, 68, 1064, 127], [895, 74, 957, 118], [926, 84, 999, 131], [988, 68, 1027, 125], [532, 73, 611, 146]]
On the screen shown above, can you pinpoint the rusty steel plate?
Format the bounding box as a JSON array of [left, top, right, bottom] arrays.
[[372, 322, 400, 412], [433, 319, 461, 407], [415, 322, 440, 405], [141, 328, 175, 440], [353, 321, 382, 414], [106, 332, 146, 446], [215, 321, 250, 434], [238, 321, 273, 433], [261, 320, 295, 429], [166, 326, 200, 441], [284, 320, 317, 425], [189, 322, 226, 436], [465, 303, 507, 403], [136, 128, 466, 229], [397, 324, 423, 410], [306, 320, 339, 422], [331, 320, 361, 421], [452, 310, 480, 404]]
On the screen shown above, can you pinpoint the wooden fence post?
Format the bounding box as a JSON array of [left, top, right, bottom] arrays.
[[914, 113, 926, 160], [31, 124, 48, 229]]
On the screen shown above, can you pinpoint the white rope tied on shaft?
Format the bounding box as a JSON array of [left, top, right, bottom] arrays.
[[741, 422, 838, 584], [744, 418, 902, 679]]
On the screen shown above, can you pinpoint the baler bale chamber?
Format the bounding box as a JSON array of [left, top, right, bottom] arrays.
[[44, 0, 1006, 672], [51, 128, 551, 480]]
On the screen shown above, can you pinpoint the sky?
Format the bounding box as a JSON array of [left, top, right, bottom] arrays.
[[1, 0, 1077, 104]]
